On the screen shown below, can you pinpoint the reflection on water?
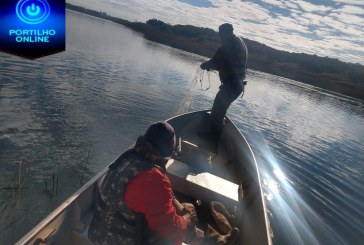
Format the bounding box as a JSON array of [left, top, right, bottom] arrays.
[[1, 10, 364, 244], [236, 72, 364, 244], [253, 133, 346, 244]]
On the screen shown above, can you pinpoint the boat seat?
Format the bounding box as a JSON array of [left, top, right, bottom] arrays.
[[166, 158, 239, 208]]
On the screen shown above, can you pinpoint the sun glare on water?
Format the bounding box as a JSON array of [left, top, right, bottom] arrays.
[[250, 133, 345, 245]]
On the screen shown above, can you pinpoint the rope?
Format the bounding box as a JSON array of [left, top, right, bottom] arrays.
[[175, 72, 195, 115]]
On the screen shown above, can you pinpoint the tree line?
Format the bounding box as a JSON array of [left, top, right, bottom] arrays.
[[67, 3, 364, 100]]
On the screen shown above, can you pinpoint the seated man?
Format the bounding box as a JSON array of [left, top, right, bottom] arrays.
[[88, 121, 197, 245]]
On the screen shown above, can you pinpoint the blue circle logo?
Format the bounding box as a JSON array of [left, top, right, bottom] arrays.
[[16, 0, 51, 25]]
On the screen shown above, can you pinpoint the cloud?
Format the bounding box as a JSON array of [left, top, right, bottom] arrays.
[[295, 0, 333, 13], [331, 0, 364, 6], [273, 16, 310, 34], [284, 1, 299, 11], [338, 5, 364, 15], [261, 0, 285, 8], [330, 12, 364, 26]]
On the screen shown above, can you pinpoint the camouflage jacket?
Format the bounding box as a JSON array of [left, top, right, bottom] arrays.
[[88, 136, 172, 245]]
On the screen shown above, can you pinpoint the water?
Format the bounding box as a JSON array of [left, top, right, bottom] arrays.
[[1, 11, 363, 244]]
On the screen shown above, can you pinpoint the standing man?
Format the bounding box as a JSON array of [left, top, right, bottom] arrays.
[[88, 121, 197, 245], [200, 23, 248, 142]]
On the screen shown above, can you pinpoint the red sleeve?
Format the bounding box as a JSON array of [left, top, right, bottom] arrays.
[[124, 167, 187, 243]]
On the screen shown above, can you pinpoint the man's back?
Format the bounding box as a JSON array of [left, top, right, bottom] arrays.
[[220, 34, 248, 78]]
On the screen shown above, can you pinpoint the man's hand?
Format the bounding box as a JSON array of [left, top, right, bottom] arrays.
[[173, 199, 198, 225], [183, 203, 198, 226], [183, 209, 198, 226], [182, 203, 195, 214]]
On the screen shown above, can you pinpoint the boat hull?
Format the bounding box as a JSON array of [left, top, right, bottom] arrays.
[[16, 110, 271, 245]]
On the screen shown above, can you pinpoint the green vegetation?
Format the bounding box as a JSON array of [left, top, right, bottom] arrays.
[[67, 3, 364, 100]]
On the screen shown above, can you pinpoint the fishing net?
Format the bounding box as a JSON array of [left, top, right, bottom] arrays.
[[175, 67, 215, 115]]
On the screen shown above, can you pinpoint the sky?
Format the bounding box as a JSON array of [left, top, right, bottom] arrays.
[[68, 0, 364, 65]]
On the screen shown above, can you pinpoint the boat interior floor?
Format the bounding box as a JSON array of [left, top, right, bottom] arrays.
[[73, 138, 242, 245]]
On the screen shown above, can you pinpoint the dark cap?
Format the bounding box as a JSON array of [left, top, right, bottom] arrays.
[[219, 23, 234, 33], [144, 121, 176, 157]]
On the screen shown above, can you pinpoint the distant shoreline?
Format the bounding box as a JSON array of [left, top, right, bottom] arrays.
[[66, 3, 364, 101]]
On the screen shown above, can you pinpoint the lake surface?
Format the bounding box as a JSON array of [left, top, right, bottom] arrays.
[[0, 11, 363, 244]]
